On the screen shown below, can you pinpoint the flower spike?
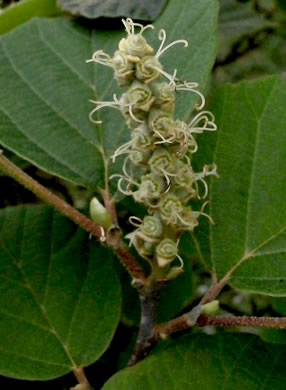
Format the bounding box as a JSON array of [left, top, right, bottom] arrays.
[[87, 18, 218, 280]]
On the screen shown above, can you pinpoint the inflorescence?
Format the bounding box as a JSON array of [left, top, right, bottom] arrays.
[[87, 18, 218, 281]]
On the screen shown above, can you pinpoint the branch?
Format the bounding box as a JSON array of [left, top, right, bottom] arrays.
[[0, 152, 147, 286], [127, 280, 162, 366], [127, 293, 157, 366], [155, 314, 286, 340], [197, 315, 286, 329]]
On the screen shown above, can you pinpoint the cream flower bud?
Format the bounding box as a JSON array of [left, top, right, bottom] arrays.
[[129, 149, 151, 166], [136, 56, 162, 84], [124, 81, 155, 112], [136, 214, 163, 242], [156, 239, 178, 267], [133, 173, 165, 205], [149, 147, 175, 179], [159, 194, 183, 225], [151, 82, 175, 112]]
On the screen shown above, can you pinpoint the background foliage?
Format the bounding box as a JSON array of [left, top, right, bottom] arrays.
[[1, 0, 286, 389]]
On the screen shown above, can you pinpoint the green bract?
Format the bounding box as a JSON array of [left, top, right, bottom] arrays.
[[87, 17, 217, 281]]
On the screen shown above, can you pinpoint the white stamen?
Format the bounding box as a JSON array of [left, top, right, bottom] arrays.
[[198, 177, 208, 199], [110, 140, 133, 162], [89, 94, 121, 123], [86, 50, 113, 67], [176, 212, 196, 228], [128, 104, 144, 123], [153, 129, 175, 144], [155, 29, 188, 59], [176, 82, 205, 110], [149, 65, 178, 86], [129, 216, 143, 227], [199, 201, 214, 224], [188, 111, 217, 133], [125, 231, 137, 247], [122, 18, 154, 36], [117, 177, 136, 195], [122, 155, 133, 178], [176, 253, 184, 269], [168, 69, 178, 86], [99, 226, 106, 242]]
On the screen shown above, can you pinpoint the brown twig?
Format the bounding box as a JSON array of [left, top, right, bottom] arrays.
[[127, 279, 162, 366], [197, 315, 286, 329], [0, 152, 102, 238], [107, 226, 147, 286], [154, 314, 286, 341], [127, 292, 157, 366]]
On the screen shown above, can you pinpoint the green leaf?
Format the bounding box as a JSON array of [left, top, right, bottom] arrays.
[[260, 329, 286, 345], [207, 76, 286, 295], [0, 0, 61, 35], [0, 18, 105, 189], [103, 333, 286, 390], [272, 297, 286, 315], [57, 0, 166, 20], [277, 0, 286, 11], [0, 205, 121, 380], [0, 0, 218, 190]]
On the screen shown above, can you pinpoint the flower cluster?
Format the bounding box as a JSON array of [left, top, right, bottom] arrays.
[[87, 18, 217, 280]]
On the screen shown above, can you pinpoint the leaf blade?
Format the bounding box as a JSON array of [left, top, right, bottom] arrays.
[[103, 333, 286, 390], [207, 76, 286, 295], [57, 0, 166, 20], [0, 205, 121, 379]]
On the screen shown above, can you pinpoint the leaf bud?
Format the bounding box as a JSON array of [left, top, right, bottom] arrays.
[[90, 197, 112, 229], [201, 300, 219, 316]]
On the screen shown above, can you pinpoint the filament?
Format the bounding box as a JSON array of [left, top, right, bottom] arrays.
[[176, 82, 205, 110], [155, 29, 188, 59], [129, 216, 143, 227], [86, 50, 113, 67]]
